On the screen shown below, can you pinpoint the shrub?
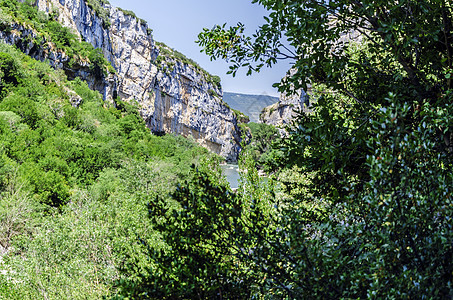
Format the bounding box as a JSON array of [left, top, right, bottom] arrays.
[[0, 94, 39, 129], [0, 52, 20, 96]]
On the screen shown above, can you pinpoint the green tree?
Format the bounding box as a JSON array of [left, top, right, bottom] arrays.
[[242, 122, 283, 172], [119, 168, 252, 299], [114, 156, 276, 299], [197, 0, 453, 297], [0, 52, 20, 96], [46, 21, 75, 49]]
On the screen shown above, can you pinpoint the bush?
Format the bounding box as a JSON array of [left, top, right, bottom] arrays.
[[0, 168, 36, 252], [115, 165, 254, 299], [0, 94, 39, 129], [23, 163, 70, 208], [46, 21, 75, 49], [88, 47, 116, 76], [241, 122, 282, 172], [0, 52, 20, 96]]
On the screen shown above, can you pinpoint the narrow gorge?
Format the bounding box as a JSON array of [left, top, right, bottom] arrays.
[[10, 0, 241, 161]]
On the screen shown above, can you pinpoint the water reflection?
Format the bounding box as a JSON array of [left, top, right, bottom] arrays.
[[220, 164, 240, 189]]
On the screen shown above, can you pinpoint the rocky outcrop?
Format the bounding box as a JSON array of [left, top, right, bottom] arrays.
[[147, 58, 240, 159], [0, 21, 116, 99], [15, 0, 241, 161], [260, 89, 309, 129]]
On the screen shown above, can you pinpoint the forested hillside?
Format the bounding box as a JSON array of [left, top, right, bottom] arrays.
[[0, 29, 218, 299]]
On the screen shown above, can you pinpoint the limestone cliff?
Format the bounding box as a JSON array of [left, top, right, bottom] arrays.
[[11, 0, 241, 161], [0, 20, 117, 100], [260, 89, 309, 129]]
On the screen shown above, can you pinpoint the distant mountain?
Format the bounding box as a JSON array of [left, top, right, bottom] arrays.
[[223, 92, 279, 123]]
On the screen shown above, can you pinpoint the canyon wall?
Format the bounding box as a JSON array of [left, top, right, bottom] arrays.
[[11, 0, 241, 161]]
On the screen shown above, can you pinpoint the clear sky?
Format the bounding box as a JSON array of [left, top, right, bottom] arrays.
[[108, 0, 292, 97]]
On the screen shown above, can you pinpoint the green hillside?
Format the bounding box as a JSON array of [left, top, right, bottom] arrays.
[[0, 2, 226, 298], [0, 40, 217, 298]]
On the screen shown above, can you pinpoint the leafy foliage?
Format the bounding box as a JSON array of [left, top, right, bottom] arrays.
[[196, 0, 453, 297], [240, 122, 283, 173], [114, 154, 278, 299], [0, 52, 20, 95], [117, 164, 251, 299], [0, 42, 213, 298]]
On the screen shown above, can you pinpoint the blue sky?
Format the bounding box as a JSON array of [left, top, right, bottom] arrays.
[[108, 0, 292, 97]]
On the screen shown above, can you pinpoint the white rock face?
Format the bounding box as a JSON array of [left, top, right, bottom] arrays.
[[0, 21, 114, 99], [32, 0, 241, 161], [260, 68, 310, 135], [260, 89, 309, 129]]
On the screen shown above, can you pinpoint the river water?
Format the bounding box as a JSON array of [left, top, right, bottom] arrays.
[[220, 164, 241, 189]]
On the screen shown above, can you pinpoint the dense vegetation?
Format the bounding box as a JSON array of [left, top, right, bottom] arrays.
[[0, 42, 214, 298], [0, 0, 115, 75], [239, 122, 283, 173], [1, 0, 453, 299], [147, 0, 452, 298]]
